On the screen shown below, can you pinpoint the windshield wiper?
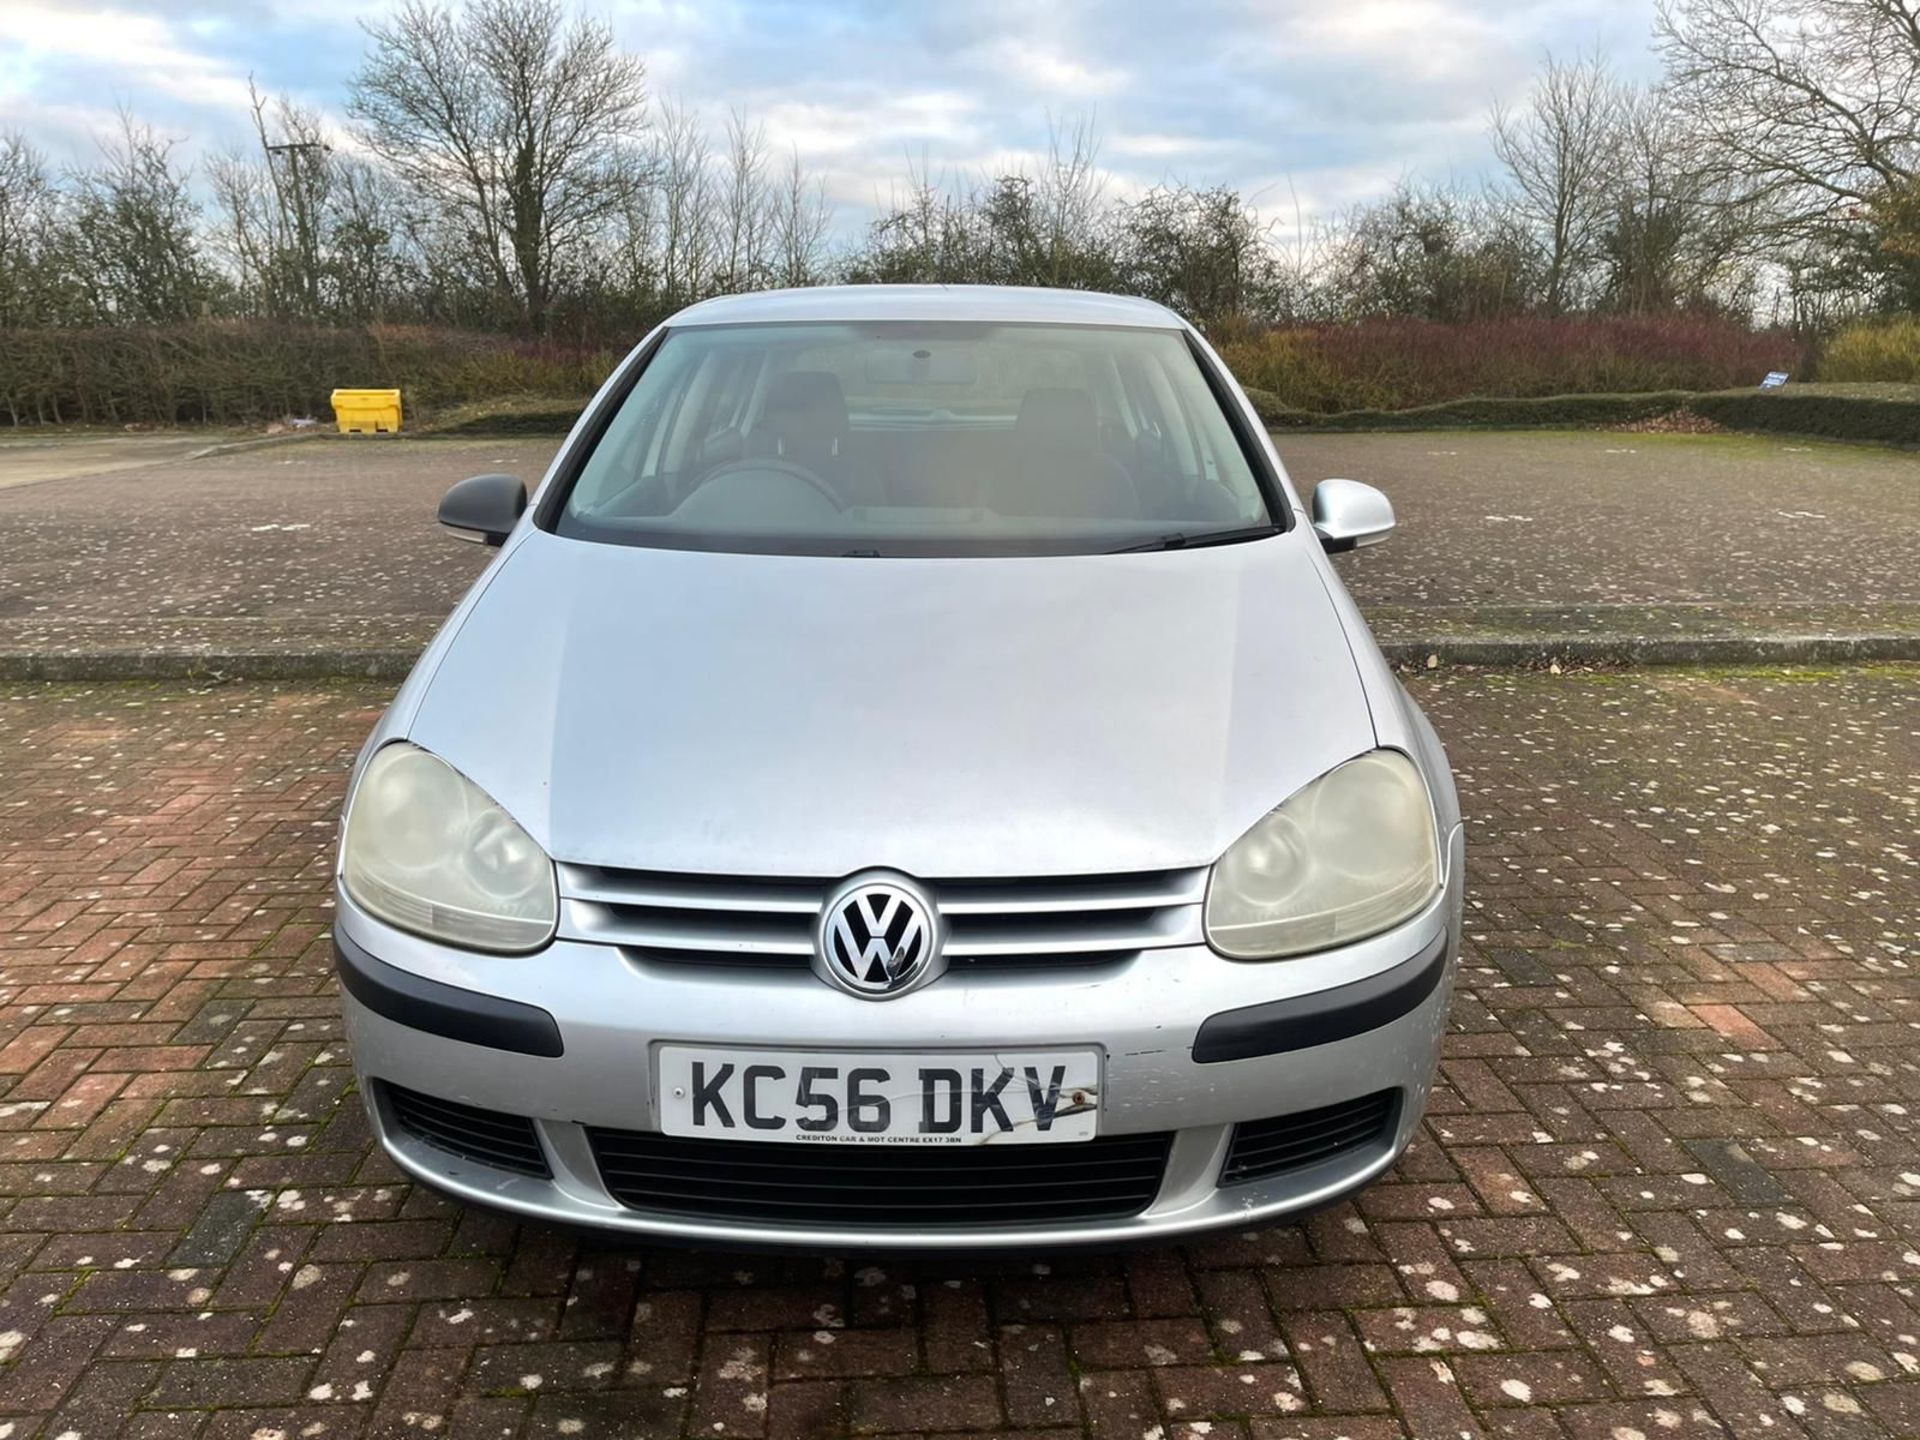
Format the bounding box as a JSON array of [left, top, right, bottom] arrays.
[[1106, 524, 1281, 554]]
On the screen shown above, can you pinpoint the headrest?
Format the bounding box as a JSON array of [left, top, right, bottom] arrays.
[[763, 370, 849, 432], [1015, 387, 1098, 445]]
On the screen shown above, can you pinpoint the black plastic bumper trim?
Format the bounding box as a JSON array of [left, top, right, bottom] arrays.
[[333, 930, 564, 1058], [1192, 932, 1450, 1064]]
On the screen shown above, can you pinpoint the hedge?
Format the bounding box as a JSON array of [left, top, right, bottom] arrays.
[[1245, 389, 1699, 432], [1216, 316, 1803, 412], [1688, 384, 1920, 445], [428, 384, 1920, 446], [1245, 383, 1920, 444], [0, 323, 615, 427], [2, 313, 1807, 431], [5, 318, 1913, 446]]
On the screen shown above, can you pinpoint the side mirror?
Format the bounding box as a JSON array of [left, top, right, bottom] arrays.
[[1311, 478, 1395, 553], [438, 473, 527, 547]]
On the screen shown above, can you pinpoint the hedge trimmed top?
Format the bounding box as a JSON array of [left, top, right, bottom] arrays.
[[1245, 384, 1920, 446]]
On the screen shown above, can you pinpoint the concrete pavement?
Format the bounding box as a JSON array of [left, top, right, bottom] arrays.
[[0, 429, 1916, 675]]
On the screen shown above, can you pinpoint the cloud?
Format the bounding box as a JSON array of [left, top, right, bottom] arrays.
[[0, 0, 1664, 229], [0, 3, 254, 137], [980, 36, 1127, 99], [0, 0, 373, 164]]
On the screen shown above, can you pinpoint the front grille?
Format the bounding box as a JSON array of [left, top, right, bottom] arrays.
[[385, 1084, 551, 1178], [586, 1128, 1173, 1226], [557, 864, 1206, 966], [1220, 1090, 1398, 1186]]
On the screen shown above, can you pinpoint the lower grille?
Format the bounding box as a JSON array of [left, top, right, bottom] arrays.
[[386, 1083, 551, 1179], [1221, 1090, 1398, 1186], [586, 1128, 1172, 1227]]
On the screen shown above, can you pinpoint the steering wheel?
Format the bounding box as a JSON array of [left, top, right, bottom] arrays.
[[695, 457, 844, 510]]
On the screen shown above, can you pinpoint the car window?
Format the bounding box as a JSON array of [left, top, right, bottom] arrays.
[[554, 320, 1279, 557]]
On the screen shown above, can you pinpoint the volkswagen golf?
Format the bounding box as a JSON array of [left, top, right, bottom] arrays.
[[334, 285, 1463, 1247]]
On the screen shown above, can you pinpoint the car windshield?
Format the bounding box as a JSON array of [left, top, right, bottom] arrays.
[[553, 320, 1279, 557]]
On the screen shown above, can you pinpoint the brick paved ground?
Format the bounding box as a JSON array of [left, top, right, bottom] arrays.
[[3, 431, 1918, 664], [0, 666, 1918, 1438]]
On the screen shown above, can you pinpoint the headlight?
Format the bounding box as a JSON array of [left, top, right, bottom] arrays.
[[341, 743, 556, 953], [1206, 750, 1439, 959]]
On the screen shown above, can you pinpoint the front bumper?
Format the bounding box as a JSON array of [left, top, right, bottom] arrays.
[[337, 828, 1463, 1248]]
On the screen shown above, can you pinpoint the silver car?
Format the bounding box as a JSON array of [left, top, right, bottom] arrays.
[[334, 285, 1463, 1247]]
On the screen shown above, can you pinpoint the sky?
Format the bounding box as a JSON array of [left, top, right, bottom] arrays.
[[0, 0, 1666, 238]]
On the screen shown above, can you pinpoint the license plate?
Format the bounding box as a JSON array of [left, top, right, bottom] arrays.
[[656, 1046, 1101, 1145]]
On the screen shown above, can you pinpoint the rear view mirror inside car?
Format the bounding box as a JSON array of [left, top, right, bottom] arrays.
[[866, 347, 978, 385]]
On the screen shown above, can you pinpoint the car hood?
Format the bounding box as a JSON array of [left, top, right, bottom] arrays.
[[407, 529, 1375, 878]]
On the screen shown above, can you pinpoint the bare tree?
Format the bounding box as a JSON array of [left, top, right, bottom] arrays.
[[209, 84, 335, 319], [1490, 52, 1623, 314], [1269, 179, 1340, 322], [1117, 183, 1281, 324], [1655, 0, 1919, 263], [68, 112, 212, 323], [1323, 182, 1539, 322], [1597, 83, 1761, 313], [770, 146, 833, 288], [0, 133, 66, 325], [348, 0, 648, 332], [207, 146, 271, 311], [601, 161, 662, 307], [653, 99, 718, 305], [1031, 114, 1110, 285], [849, 118, 1119, 292], [847, 153, 983, 285], [329, 157, 420, 321], [254, 87, 333, 318], [719, 110, 772, 293]]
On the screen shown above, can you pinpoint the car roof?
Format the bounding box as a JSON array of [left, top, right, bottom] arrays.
[[666, 285, 1188, 330]]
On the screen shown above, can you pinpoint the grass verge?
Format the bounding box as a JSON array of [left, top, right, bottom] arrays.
[[418, 395, 589, 436]]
